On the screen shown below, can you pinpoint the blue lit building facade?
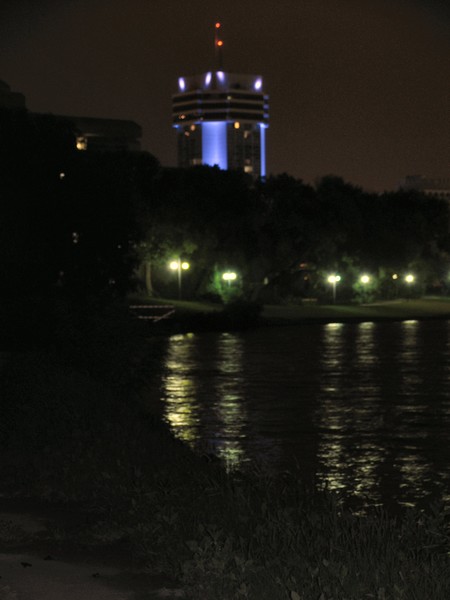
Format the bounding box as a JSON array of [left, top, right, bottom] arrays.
[[172, 71, 269, 178]]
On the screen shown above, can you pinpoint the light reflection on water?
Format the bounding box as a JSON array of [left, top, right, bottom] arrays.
[[159, 320, 450, 509], [316, 321, 384, 506], [162, 333, 248, 469]]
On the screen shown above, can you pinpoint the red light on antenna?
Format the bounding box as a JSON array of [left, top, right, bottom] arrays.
[[217, 40, 223, 47], [215, 22, 221, 28]]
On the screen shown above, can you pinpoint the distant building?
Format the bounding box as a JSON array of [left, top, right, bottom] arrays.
[[400, 175, 450, 200], [172, 24, 269, 178], [0, 78, 142, 152], [68, 115, 142, 153], [0, 80, 26, 109]]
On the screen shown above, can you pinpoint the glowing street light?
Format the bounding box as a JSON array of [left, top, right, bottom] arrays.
[[360, 274, 371, 284], [222, 271, 237, 286], [327, 274, 341, 304], [169, 259, 190, 299], [405, 274, 415, 284]]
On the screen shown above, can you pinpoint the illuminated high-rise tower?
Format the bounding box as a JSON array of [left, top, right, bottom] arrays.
[[172, 23, 269, 178]]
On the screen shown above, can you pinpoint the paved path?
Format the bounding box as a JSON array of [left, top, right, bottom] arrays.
[[1, 552, 139, 600], [0, 505, 185, 600]]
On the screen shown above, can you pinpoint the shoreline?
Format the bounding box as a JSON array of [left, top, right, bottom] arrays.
[[139, 296, 450, 333]]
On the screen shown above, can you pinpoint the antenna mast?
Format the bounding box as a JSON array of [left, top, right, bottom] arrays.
[[214, 22, 224, 70]]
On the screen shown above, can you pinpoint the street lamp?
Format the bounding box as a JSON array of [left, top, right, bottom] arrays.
[[169, 259, 190, 299], [222, 271, 237, 286], [327, 274, 341, 304], [403, 273, 415, 299], [360, 274, 371, 284]]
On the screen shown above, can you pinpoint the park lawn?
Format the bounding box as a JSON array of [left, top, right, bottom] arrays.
[[262, 296, 450, 323], [128, 294, 450, 326]]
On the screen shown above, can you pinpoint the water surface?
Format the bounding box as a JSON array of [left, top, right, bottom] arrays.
[[158, 320, 450, 509]]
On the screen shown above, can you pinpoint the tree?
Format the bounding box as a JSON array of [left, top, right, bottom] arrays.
[[0, 107, 160, 300], [139, 166, 260, 299]]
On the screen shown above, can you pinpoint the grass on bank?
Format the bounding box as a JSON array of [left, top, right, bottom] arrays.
[[2, 300, 450, 599]]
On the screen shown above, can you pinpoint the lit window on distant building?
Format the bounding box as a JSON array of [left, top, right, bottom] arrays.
[[76, 136, 88, 151]]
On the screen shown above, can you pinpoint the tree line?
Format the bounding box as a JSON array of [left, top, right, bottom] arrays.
[[1, 108, 449, 307]]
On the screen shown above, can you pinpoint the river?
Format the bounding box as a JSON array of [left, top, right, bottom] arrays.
[[158, 319, 450, 510]]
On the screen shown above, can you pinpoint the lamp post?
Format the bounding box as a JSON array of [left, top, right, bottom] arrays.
[[327, 274, 341, 304], [169, 259, 190, 299], [390, 273, 399, 299], [403, 273, 415, 299]]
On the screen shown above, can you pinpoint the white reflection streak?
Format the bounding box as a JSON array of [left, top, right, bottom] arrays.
[[214, 333, 247, 469], [399, 320, 421, 390], [317, 323, 383, 503], [396, 451, 432, 506], [396, 320, 429, 503], [352, 322, 382, 502], [316, 324, 347, 492], [162, 334, 199, 448]]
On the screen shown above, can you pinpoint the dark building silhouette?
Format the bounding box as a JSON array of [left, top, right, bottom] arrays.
[[0, 79, 142, 152], [68, 115, 142, 152], [400, 175, 450, 200], [0, 80, 26, 109]]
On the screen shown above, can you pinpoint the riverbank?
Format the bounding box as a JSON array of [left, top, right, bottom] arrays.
[[2, 300, 450, 598]]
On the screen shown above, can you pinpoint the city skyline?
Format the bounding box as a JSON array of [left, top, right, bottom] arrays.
[[1, 0, 449, 191]]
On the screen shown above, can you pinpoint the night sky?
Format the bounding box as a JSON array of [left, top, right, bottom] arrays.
[[0, 0, 449, 192]]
